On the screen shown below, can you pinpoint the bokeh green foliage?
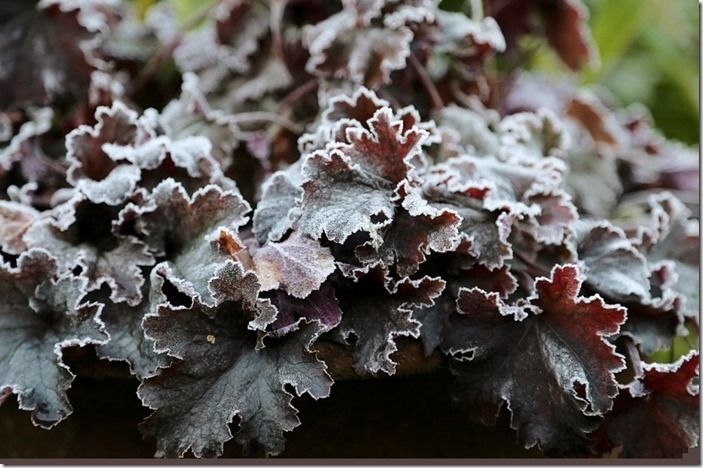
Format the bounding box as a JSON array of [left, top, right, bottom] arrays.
[[533, 0, 699, 145]]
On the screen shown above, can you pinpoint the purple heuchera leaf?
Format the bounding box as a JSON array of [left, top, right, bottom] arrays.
[[422, 169, 518, 270], [132, 178, 250, 307], [290, 87, 462, 277], [267, 282, 343, 334], [172, 0, 271, 92], [426, 153, 566, 215], [299, 86, 439, 155], [0, 200, 38, 254], [94, 271, 173, 380], [66, 101, 237, 206], [517, 189, 577, 246], [66, 101, 142, 205], [572, 219, 662, 304], [208, 260, 278, 334], [443, 264, 626, 455], [593, 351, 699, 457], [0, 107, 54, 172], [0, 107, 67, 209], [158, 73, 241, 169], [304, 0, 414, 88], [295, 148, 395, 246], [295, 102, 430, 247], [633, 193, 700, 320], [23, 193, 155, 307], [0, 1, 109, 110], [355, 180, 461, 277], [414, 262, 518, 357], [333, 265, 445, 375], [435, 104, 502, 160], [0, 0, 699, 457], [433, 11, 506, 62], [571, 219, 687, 354], [252, 167, 304, 244], [0, 248, 107, 428], [253, 232, 336, 299], [138, 260, 331, 458]]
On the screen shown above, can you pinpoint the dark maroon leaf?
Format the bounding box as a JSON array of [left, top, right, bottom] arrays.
[[94, 272, 173, 380], [334, 265, 445, 375], [173, 0, 272, 93], [133, 178, 250, 307], [23, 193, 155, 307], [159, 73, 241, 169], [443, 264, 626, 454], [67, 102, 237, 206], [593, 352, 699, 458], [267, 282, 343, 333], [304, 1, 414, 88], [355, 180, 461, 277], [295, 103, 431, 246], [634, 193, 699, 320]]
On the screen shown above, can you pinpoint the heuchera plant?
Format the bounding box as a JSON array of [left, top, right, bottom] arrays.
[[0, 0, 699, 459]]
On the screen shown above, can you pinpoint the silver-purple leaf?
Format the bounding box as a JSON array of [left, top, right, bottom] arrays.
[[134, 179, 250, 306], [23, 194, 155, 307], [254, 232, 336, 299], [334, 266, 445, 375], [0, 248, 107, 428], [94, 270, 173, 380], [138, 286, 331, 457]]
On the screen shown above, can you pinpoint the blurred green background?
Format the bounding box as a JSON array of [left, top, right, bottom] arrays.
[[532, 0, 700, 145]]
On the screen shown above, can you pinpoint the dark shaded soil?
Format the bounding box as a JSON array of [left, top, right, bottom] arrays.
[[0, 368, 540, 459]]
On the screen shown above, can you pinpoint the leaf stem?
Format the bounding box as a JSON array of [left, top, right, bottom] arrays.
[[624, 338, 644, 378], [408, 53, 444, 111], [276, 78, 318, 113], [270, 0, 288, 61], [470, 0, 484, 21]]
